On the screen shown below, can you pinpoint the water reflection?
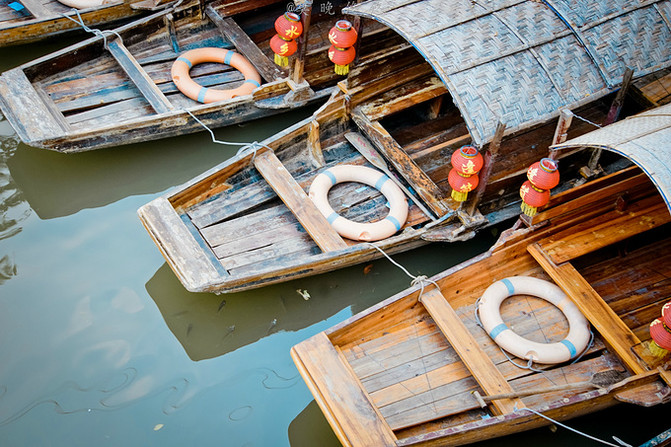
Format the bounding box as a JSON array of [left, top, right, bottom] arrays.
[[6, 109, 316, 220], [146, 260, 383, 361], [288, 401, 340, 447], [0, 119, 31, 242]]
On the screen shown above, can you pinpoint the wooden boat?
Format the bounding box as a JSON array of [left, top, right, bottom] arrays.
[[137, 0, 671, 294], [0, 0, 381, 152], [290, 103, 671, 447], [0, 0, 169, 47]]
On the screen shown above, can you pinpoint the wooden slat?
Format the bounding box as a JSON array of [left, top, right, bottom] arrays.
[[107, 40, 174, 115], [291, 332, 397, 447], [138, 197, 226, 291], [420, 288, 523, 415], [527, 243, 646, 374], [361, 76, 447, 122], [537, 197, 671, 264], [205, 7, 284, 82], [352, 108, 452, 217], [0, 68, 68, 142], [252, 151, 347, 252]]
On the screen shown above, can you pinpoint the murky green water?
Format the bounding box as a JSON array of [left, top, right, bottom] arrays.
[[0, 39, 668, 447]]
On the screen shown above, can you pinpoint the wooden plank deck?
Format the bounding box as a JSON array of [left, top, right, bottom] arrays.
[[528, 244, 645, 374], [107, 40, 174, 115], [419, 287, 524, 415], [252, 150, 347, 252], [205, 6, 285, 83], [291, 332, 398, 447]]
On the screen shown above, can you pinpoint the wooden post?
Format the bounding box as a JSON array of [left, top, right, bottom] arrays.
[[584, 68, 634, 176], [549, 109, 573, 160], [290, 1, 312, 84], [350, 15, 363, 66], [465, 121, 505, 215]]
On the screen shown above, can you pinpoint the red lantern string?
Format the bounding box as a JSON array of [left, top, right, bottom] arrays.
[[520, 158, 559, 216], [328, 20, 357, 75], [447, 145, 483, 202], [270, 12, 303, 67]]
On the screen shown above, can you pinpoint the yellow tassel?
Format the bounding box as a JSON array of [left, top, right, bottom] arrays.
[[649, 340, 669, 357], [274, 54, 289, 67], [334, 64, 349, 75], [451, 190, 468, 202], [521, 202, 537, 217]]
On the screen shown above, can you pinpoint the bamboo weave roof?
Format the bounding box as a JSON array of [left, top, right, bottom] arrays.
[[552, 102, 671, 213], [344, 0, 671, 146]]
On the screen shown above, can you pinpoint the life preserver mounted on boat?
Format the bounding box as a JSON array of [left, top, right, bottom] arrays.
[[309, 165, 408, 242], [477, 276, 590, 364], [171, 48, 262, 104], [56, 0, 111, 9]]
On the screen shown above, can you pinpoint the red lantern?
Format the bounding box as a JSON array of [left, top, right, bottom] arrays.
[[275, 12, 303, 40], [662, 301, 671, 327], [520, 180, 550, 216], [328, 20, 357, 75], [650, 318, 671, 351], [448, 169, 479, 201], [520, 158, 559, 217], [270, 12, 302, 67], [328, 45, 356, 75], [328, 20, 358, 48], [527, 158, 560, 190], [270, 35, 298, 66], [448, 145, 483, 202], [451, 145, 484, 175]]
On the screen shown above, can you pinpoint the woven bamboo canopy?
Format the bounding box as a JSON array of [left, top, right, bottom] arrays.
[[344, 0, 671, 146], [552, 102, 671, 213]]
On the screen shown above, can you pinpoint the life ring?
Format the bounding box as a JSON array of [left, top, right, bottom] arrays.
[[308, 165, 408, 242], [56, 0, 111, 8], [171, 48, 261, 104], [477, 276, 590, 364]]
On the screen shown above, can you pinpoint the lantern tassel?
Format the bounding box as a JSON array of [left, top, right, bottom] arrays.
[[274, 54, 289, 67], [334, 64, 350, 75], [521, 202, 538, 217], [451, 190, 469, 202]]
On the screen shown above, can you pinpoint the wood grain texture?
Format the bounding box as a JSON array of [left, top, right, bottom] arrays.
[[252, 150, 347, 252]]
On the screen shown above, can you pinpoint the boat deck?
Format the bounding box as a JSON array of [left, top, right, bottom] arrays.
[[292, 169, 671, 446]]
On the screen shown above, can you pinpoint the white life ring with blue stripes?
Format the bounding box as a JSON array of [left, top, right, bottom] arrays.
[[477, 276, 590, 364], [308, 165, 408, 242], [171, 48, 262, 104]]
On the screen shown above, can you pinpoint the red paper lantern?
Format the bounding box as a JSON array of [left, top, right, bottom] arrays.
[[448, 145, 483, 202], [520, 180, 550, 216], [328, 45, 356, 75], [270, 12, 302, 67], [327, 20, 357, 75], [527, 158, 560, 190], [275, 12, 303, 40], [662, 301, 671, 327], [451, 145, 484, 176], [650, 318, 671, 351], [328, 20, 358, 48]]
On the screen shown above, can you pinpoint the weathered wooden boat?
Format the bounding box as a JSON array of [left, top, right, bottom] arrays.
[[0, 0, 382, 152], [138, 0, 671, 294], [290, 103, 671, 446], [0, 0, 169, 47]]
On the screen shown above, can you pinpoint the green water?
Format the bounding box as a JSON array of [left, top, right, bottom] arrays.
[[0, 39, 669, 447]]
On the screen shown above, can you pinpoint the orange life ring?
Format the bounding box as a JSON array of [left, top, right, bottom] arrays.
[[478, 276, 590, 364], [171, 48, 262, 104], [309, 165, 408, 242]]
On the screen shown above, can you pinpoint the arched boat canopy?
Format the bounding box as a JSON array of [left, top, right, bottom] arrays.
[[552, 102, 671, 213], [343, 0, 671, 147]]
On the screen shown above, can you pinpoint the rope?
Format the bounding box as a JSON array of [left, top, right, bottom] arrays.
[[60, 9, 123, 49], [513, 406, 632, 447], [364, 242, 439, 299], [184, 110, 270, 164]]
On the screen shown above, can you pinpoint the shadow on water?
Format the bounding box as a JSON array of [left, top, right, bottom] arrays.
[[146, 231, 501, 362], [5, 108, 316, 220], [288, 400, 341, 447]]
